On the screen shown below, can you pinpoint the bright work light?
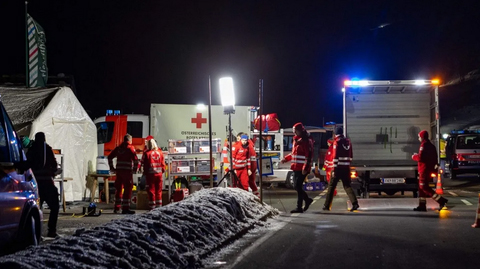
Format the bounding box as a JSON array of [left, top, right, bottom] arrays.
[[219, 77, 235, 114]]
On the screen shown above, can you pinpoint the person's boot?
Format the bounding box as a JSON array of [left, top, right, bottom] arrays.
[[304, 198, 314, 212], [322, 204, 330, 211], [437, 197, 448, 211], [122, 209, 135, 214], [413, 205, 427, 211], [290, 208, 303, 213], [350, 203, 359, 212]]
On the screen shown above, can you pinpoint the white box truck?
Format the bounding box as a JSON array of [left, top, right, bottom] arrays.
[[343, 80, 441, 198]]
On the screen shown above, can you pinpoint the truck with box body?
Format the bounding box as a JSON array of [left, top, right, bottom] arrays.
[[343, 80, 441, 198]]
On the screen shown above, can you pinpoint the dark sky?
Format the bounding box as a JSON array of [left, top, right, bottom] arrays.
[[1, 0, 479, 128]]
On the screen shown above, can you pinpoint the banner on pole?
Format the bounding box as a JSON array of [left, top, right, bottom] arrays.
[[27, 13, 48, 88]]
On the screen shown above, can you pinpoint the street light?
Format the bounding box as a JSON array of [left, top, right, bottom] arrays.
[[219, 77, 237, 187]]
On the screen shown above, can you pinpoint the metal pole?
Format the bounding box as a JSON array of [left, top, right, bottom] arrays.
[[343, 88, 347, 137], [228, 113, 233, 178], [208, 76, 213, 187], [258, 79, 263, 203], [25, 1, 29, 87], [435, 85, 441, 165]]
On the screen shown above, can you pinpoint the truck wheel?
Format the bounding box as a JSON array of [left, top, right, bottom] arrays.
[[385, 190, 396, 196], [285, 171, 294, 189]]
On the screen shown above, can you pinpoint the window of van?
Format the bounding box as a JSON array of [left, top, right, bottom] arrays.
[[456, 135, 480, 149], [96, 122, 114, 144]]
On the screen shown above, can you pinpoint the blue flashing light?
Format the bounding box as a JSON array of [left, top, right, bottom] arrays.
[[114, 110, 121, 115], [106, 110, 113, 116], [325, 122, 336, 125]]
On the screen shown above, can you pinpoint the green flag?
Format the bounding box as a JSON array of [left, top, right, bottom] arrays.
[[27, 13, 48, 87]]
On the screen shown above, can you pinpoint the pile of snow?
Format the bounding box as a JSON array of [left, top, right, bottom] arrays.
[[0, 188, 279, 269]]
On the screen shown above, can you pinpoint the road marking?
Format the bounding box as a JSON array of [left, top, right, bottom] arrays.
[[461, 199, 473, 206], [448, 191, 458, 197]]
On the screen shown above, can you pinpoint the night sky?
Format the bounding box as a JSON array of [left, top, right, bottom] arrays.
[[1, 0, 479, 128]]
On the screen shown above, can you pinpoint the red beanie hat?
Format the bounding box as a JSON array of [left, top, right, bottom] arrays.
[[418, 130, 428, 139], [293, 122, 305, 131], [146, 135, 154, 140]]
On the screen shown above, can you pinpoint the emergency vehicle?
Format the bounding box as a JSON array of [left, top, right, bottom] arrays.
[[94, 104, 253, 184], [343, 79, 441, 198], [444, 127, 480, 179]]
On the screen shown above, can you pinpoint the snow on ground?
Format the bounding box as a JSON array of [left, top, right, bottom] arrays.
[[0, 188, 279, 269]]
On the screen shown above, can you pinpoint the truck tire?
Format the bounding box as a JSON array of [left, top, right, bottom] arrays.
[[285, 171, 294, 189], [385, 190, 396, 196]]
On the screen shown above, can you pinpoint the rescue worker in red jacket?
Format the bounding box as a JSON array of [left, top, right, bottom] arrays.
[[323, 138, 337, 196], [232, 134, 253, 191], [108, 134, 139, 214], [323, 127, 359, 211], [236, 132, 260, 197], [281, 122, 314, 213], [412, 130, 448, 211], [141, 138, 165, 210]]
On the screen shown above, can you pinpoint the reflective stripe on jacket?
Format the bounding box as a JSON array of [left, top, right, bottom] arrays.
[[142, 149, 165, 175], [108, 142, 138, 171], [332, 134, 352, 171], [284, 132, 314, 172], [232, 143, 251, 170]]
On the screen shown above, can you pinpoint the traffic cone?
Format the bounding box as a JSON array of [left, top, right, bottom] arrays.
[[472, 193, 480, 228], [435, 173, 444, 195]]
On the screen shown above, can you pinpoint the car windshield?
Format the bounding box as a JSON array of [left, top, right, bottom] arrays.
[[456, 135, 480, 149]]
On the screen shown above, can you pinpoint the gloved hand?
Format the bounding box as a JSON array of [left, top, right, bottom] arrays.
[[248, 170, 252, 176]]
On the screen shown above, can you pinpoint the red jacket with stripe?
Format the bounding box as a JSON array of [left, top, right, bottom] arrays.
[[141, 149, 165, 175], [412, 139, 437, 179], [284, 133, 314, 173], [331, 134, 352, 172], [108, 142, 138, 171]]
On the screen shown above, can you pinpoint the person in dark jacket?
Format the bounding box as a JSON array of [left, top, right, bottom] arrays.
[[412, 130, 448, 211], [26, 132, 60, 238], [281, 122, 314, 213], [323, 127, 359, 212]]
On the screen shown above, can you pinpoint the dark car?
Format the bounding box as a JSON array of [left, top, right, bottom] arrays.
[[0, 99, 42, 254]]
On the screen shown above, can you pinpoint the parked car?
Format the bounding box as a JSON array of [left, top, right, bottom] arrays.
[[445, 129, 480, 179], [0, 99, 42, 254]]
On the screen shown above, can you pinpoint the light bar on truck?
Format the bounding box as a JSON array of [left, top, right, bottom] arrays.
[[344, 79, 441, 87]]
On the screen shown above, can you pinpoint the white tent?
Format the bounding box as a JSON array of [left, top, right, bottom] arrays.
[[0, 86, 97, 202]]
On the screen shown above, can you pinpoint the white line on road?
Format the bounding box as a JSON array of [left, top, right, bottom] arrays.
[[448, 191, 458, 197], [461, 199, 473, 206]]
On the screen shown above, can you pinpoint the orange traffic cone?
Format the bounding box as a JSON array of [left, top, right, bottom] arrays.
[[472, 193, 480, 228], [435, 173, 444, 195]]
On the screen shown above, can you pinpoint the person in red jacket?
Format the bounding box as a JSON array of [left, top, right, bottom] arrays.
[[412, 130, 448, 211], [323, 138, 337, 196], [236, 132, 260, 197], [141, 138, 165, 210], [281, 122, 314, 213], [108, 134, 139, 214], [323, 127, 359, 211], [232, 134, 253, 191]]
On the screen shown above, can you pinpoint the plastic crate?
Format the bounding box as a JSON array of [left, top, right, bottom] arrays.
[[192, 138, 222, 153], [196, 159, 211, 172], [168, 139, 192, 154], [170, 159, 195, 173], [303, 181, 326, 191]]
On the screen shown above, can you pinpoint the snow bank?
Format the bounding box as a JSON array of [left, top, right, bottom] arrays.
[[0, 188, 279, 269]]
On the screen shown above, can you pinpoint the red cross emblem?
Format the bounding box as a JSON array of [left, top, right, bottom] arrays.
[[191, 113, 207, 128], [131, 195, 137, 204]]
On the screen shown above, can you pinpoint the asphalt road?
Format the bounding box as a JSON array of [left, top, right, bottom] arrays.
[[33, 173, 480, 269], [204, 174, 480, 269]]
